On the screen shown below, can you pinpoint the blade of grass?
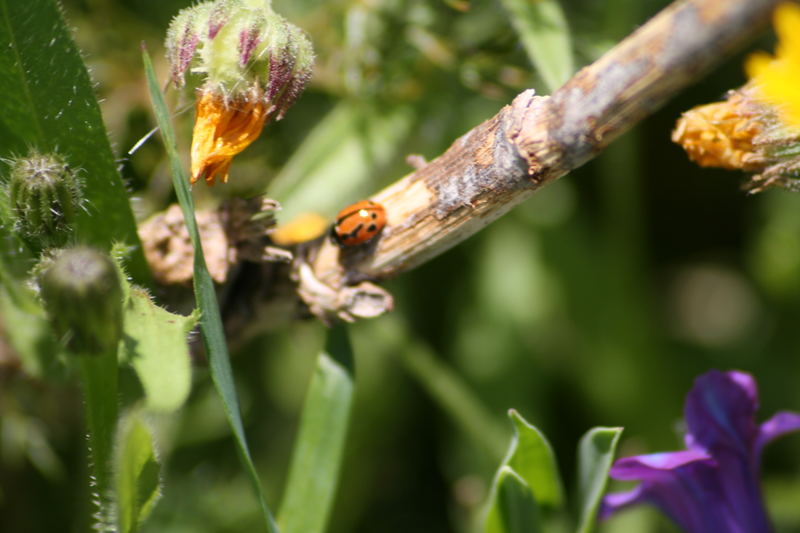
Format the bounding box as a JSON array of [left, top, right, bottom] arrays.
[[278, 324, 355, 533], [576, 427, 623, 533], [498, 0, 574, 93], [141, 47, 279, 533]]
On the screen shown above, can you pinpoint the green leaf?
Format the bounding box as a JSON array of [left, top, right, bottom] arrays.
[[114, 410, 162, 533], [505, 409, 564, 511], [484, 410, 563, 533], [576, 427, 623, 533], [498, 0, 574, 93], [0, 0, 148, 280], [120, 287, 197, 413], [485, 466, 542, 533], [279, 324, 355, 533], [142, 49, 279, 533], [268, 101, 415, 220]]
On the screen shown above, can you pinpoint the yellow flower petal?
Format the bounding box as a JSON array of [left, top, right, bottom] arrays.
[[774, 2, 800, 58], [745, 2, 800, 130]]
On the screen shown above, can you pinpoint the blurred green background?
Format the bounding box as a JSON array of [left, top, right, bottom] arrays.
[[2, 0, 800, 532]]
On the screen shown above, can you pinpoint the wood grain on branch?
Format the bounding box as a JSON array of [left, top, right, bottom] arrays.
[[301, 0, 778, 299]]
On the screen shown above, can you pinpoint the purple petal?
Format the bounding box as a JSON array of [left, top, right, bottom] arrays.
[[756, 411, 800, 454], [606, 453, 734, 533], [708, 446, 771, 533], [727, 371, 759, 407], [684, 370, 759, 456], [610, 450, 711, 480], [599, 486, 645, 520]]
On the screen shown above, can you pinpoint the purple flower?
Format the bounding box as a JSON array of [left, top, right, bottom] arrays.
[[600, 370, 800, 533]]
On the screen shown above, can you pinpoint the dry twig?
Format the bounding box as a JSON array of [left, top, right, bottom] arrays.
[[287, 0, 779, 320]]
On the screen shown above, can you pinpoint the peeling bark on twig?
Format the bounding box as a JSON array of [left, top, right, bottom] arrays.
[[301, 0, 778, 293], [215, 0, 779, 332]]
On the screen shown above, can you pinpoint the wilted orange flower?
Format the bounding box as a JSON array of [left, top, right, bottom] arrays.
[[672, 88, 768, 171], [190, 90, 269, 185], [672, 3, 800, 193]]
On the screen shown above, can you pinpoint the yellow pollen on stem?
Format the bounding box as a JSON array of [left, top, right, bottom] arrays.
[[270, 212, 329, 246], [745, 2, 800, 130], [190, 90, 269, 186]]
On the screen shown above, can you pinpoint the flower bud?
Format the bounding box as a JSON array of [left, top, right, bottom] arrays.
[[7, 152, 84, 247], [38, 246, 124, 356], [165, 0, 314, 185]]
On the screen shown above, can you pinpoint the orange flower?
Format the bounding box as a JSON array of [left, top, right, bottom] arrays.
[[671, 3, 800, 192], [190, 90, 269, 186], [672, 88, 767, 171]]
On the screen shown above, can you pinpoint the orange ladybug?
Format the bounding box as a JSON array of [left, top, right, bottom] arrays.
[[333, 200, 386, 246]]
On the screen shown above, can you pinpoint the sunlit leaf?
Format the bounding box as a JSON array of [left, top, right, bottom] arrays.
[[120, 287, 197, 413], [0, 0, 149, 280]]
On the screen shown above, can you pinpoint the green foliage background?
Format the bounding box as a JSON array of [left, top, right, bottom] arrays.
[[2, 0, 800, 532]]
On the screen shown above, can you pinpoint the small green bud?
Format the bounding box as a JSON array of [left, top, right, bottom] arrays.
[[38, 246, 123, 356], [165, 0, 314, 119], [7, 152, 84, 248]]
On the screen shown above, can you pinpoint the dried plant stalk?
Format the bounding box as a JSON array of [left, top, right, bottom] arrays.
[[301, 0, 779, 293]]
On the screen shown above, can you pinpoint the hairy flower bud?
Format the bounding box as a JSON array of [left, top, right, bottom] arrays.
[[7, 152, 84, 247], [165, 0, 314, 185], [38, 247, 124, 356]]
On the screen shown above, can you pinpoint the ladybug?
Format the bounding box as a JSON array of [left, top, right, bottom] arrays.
[[333, 200, 386, 246]]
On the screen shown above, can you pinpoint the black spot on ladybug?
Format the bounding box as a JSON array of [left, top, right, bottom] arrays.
[[367, 224, 377, 232], [349, 224, 363, 238]]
